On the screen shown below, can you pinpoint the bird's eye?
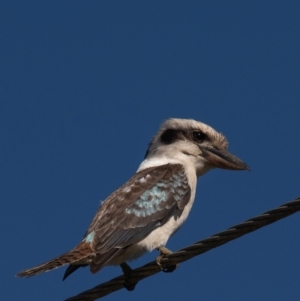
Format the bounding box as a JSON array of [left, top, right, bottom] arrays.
[[192, 131, 206, 143]]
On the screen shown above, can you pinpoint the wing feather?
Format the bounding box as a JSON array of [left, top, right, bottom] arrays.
[[84, 164, 191, 254]]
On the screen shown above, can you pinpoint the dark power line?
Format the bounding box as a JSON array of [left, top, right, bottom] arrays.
[[65, 197, 300, 301]]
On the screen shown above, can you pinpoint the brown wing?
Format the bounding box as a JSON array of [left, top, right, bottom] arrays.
[[84, 163, 191, 253]]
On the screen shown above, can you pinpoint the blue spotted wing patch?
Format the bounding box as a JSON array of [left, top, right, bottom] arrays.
[[125, 171, 189, 218]]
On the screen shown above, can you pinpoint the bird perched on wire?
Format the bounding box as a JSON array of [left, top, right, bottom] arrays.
[[17, 118, 249, 287]]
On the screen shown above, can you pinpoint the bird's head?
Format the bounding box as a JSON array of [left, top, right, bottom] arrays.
[[144, 118, 250, 176]]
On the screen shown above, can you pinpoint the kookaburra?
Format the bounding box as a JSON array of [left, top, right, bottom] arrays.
[[17, 118, 249, 285]]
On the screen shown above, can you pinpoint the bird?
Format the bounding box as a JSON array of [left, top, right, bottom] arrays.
[[17, 118, 249, 287]]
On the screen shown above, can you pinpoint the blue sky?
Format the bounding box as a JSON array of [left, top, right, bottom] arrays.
[[2, 1, 300, 300]]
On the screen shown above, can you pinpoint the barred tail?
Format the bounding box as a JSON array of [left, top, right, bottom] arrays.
[[16, 242, 93, 278]]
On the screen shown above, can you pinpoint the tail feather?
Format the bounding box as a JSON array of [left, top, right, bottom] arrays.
[[16, 242, 93, 278], [62, 248, 123, 280]]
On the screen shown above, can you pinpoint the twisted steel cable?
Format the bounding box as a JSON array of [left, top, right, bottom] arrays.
[[65, 197, 300, 301]]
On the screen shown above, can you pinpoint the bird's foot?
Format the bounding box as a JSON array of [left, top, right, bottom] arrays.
[[156, 246, 178, 273], [120, 262, 138, 291]]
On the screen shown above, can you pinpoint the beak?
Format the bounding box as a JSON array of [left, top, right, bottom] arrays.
[[200, 146, 250, 171]]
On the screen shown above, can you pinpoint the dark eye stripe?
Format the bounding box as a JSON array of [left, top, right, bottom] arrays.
[[160, 129, 178, 144]]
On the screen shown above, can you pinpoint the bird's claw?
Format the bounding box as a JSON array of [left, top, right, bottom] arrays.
[[120, 262, 138, 291], [156, 246, 179, 273]]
